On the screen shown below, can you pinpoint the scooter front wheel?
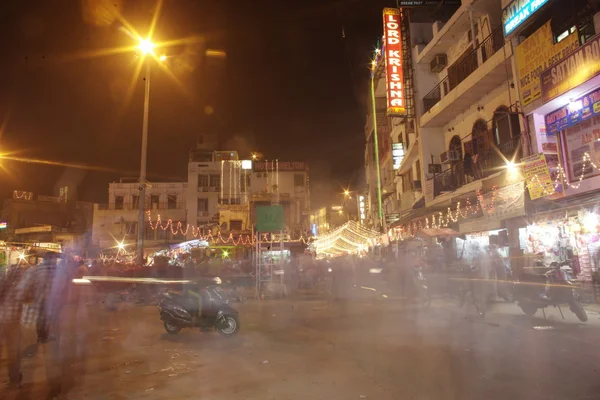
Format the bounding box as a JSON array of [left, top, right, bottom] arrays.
[[569, 299, 588, 322], [218, 315, 240, 337], [164, 321, 182, 335]]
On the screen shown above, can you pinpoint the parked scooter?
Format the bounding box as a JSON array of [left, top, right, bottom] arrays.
[[514, 260, 587, 322], [158, 281, 240, 336]]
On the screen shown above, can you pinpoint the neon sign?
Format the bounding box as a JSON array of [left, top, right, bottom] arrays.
[[502, 0, 550, 36], [383, 8, 405, 116]]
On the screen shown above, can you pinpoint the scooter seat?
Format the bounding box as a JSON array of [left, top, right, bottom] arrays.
[[518, 272, 546, 283]]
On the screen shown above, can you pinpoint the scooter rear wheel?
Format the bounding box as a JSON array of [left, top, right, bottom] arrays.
[[520, 303, 537, 317]]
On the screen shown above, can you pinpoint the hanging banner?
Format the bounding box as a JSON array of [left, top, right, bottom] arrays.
[[515, 21, 579, 107], [541, 34, 600, 104], [521, 153, 555, 200], [480, 182, 525, 220], [383, 8, 406, 116], [545, 87, 600, 134]]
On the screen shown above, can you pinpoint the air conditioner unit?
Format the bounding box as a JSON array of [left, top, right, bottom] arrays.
[[412, 180, 422, 191], [430, 54, 447, 73], [448, 150, 462, 162]]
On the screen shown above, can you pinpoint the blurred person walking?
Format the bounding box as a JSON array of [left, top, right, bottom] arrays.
[[17, 252, 70, 397], [0, 259, 30, 389]]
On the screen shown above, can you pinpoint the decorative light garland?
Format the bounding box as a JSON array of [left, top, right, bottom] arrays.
[[146, 212, 312, 245], [392, 151, 600, 240]]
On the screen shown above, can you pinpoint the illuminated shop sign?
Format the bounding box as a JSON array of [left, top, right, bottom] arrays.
[[540, 34, 600, 104], [545, 87, 600, 134], [383, 8, 405, 116], [399, 0, 460, 6], [392, 142, 405, 170], [502, 0, 550, 36]]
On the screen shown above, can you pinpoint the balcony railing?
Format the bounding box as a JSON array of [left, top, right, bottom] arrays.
[[422, 26, 505, 114], [431, 135, 521, 198], [98, 202, 186, 211]]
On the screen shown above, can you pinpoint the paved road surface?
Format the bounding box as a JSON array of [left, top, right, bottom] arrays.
[[2, 287, 600, 399]]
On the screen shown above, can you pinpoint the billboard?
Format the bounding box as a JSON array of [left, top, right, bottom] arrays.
[[515, 21, 579, 107], [256, 206, 285, 232], [383, 8, 406, 116], [502, 0, 550, 36], [541, 34, 600, 104], [252, 161, 306, 172]]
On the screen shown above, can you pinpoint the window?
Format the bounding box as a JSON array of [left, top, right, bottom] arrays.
[[402, 168, 413, 192], [230, 220, 243, 231], [197, 198, 209, 212], [125, 222, 137, 236], [556, 26, 576, 43], [210, 175, 220, 188], [167, 194, 177, 209], [294, 173, 305, 187], [114, 196, 124, 210], [150, 195, 160, 209], [132, 195, 139, 209], [145, 225, 154, 240], [198, 175, 209, 187], [158, 227, 167, 240], [493, 106, 520, 148], [415, 160, 421, 183]]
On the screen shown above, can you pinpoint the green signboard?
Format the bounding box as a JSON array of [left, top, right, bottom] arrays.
[[256, 205, 285, 232]]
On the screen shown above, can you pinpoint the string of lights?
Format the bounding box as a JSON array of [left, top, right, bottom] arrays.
[[146, 212, 312, 245]]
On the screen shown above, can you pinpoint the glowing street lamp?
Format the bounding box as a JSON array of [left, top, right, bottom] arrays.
[[138, 38, 155, 55]]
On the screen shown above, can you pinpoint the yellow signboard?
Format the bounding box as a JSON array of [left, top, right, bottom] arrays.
[[521, 153, 555, 200], [515, 21, 579, 107]]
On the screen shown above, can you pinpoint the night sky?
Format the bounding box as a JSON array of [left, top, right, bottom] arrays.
[[0, 0, 391, 207]]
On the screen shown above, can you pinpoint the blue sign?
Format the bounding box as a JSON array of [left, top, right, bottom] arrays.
[[545, 87, 600, 134], [502, 0, 550, 36]]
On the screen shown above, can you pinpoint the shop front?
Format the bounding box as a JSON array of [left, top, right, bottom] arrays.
[[521, 196, 600, 283], [515, 30, 600, 284]]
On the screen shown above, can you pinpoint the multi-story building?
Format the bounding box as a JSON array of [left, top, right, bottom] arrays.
[[504, 0, 600, 281], [92, 148, 311, 254], [1, 189, 94, 252], [92, 179, 188, 250], [366, 2, 532, 266]]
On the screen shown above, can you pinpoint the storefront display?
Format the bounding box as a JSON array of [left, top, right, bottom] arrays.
[[520, 209, 600, 282]]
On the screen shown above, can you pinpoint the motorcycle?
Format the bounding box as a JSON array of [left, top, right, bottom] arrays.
[[514, 260, 587, 322], [157, 282, 240, 336]]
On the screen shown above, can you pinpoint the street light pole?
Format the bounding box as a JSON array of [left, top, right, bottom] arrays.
[[136, 61, 151, 264]]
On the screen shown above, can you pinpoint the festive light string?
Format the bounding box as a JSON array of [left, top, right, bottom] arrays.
[[314, 221, 382, 256], [392, 151, 600, 240], [146, 212, 312, 245]]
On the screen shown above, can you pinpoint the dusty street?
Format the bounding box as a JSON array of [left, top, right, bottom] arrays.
[[3, 287, 600, 400]]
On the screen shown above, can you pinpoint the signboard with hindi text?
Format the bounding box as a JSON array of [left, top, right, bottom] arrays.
[[521, 153, 555, 200], [515, 20, 579, 107]]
